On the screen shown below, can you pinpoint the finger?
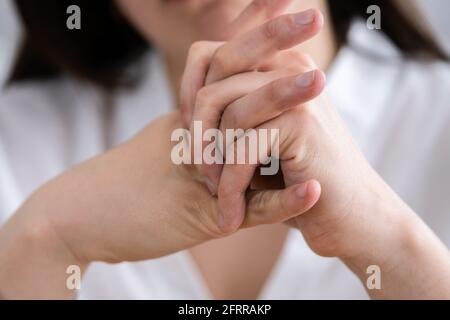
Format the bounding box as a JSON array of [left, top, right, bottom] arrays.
[[179, 0, 292, 126], [258, 49, 317, 72], [217, 127, 278, 232], [209, 69, 323, 189], [193, 50, 317, 140], [192, 68, 295, 190], [243, 180, 321, 228], [206, 8, 324, 84], [229, 0, 293, 36], [180, 41, 223, 125], [217, 113, 302, 232], [220, 70, 326, 132], [217, 161, 259, 233]]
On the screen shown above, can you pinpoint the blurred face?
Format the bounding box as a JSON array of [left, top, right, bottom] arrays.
[[116, 0, 334, 78], [116, 0, 255, 56]]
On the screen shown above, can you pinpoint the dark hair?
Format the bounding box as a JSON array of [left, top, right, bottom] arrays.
[[328, 0, 449, 60], [8, 0, 449, 89], [9, 0, 148, 89]]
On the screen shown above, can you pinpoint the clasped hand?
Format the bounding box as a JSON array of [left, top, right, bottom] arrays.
[[179, 3, 396, 260]]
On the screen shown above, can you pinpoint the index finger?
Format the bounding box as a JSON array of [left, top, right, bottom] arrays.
[[180, 0, 293, 126], [206, 9, 324, 84], [229, 0, 293, 36]]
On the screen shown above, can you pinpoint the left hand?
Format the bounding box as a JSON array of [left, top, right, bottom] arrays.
[[179, 7, 412, 259], [179, 5, 450, 300]]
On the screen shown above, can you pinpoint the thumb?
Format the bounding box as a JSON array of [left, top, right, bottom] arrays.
[[241, 180, 321, 229]]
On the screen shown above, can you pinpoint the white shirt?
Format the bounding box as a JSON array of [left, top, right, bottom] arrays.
[[1, 22, 449, 299]]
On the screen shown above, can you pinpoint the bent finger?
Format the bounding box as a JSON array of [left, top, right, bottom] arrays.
[[180, 41, 223, 125], [220, 69, 326, 132], [192, 68, 299, 190]]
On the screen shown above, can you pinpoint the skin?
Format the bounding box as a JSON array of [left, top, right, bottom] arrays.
[[116, 0, 336, 94], [0, 0, 449, 299], [179, 3, 450, 299], [0, 112, 319, 299]]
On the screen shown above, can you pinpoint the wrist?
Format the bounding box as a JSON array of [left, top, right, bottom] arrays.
[[342, 176, 450, 298], [342, 200, 415, 277], [26, 186, 90, 268], [338, 167, 411, 268], [0, 191, 88, 299]]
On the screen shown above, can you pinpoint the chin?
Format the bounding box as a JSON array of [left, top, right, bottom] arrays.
[[194, 1, 248, 40]]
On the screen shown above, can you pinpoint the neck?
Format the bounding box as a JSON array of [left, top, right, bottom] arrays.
[[164, 0, 337, 102], [163, 50, 188, 103], [292, 0, 338, 71]]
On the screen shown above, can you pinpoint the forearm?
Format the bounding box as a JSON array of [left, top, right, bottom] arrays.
[[342, 183, 450, 299], [0, 192, 87, 299]]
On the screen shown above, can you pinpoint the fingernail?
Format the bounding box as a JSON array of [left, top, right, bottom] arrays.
[[295, 70, 316, 88], [205, 178, 217, 196], [294, 9, 315, 26], [296, 184, 308, 198]]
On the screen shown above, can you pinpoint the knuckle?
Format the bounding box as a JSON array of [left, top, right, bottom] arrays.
[[289, 138, 316, 173], [249, 0, 275, 18], [287, 109, 318, 164], [210, 48, 231, 76], [249, 0, 267, 11], [195, 86, 214, 110], [188, 41, 210, 56], [221, 107, 240, 130], [266, 79, 289, 103], [266, 80, 281, 102], [262, 19, 280, 41]]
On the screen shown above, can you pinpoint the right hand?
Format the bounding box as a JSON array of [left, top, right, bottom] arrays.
[[6, 112, 319, 266], [0, 0, 320, 298], [179, 4, 326, 229]]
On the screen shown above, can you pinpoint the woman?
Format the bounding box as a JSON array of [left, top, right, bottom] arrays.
[[0, 0, 449, 299]]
